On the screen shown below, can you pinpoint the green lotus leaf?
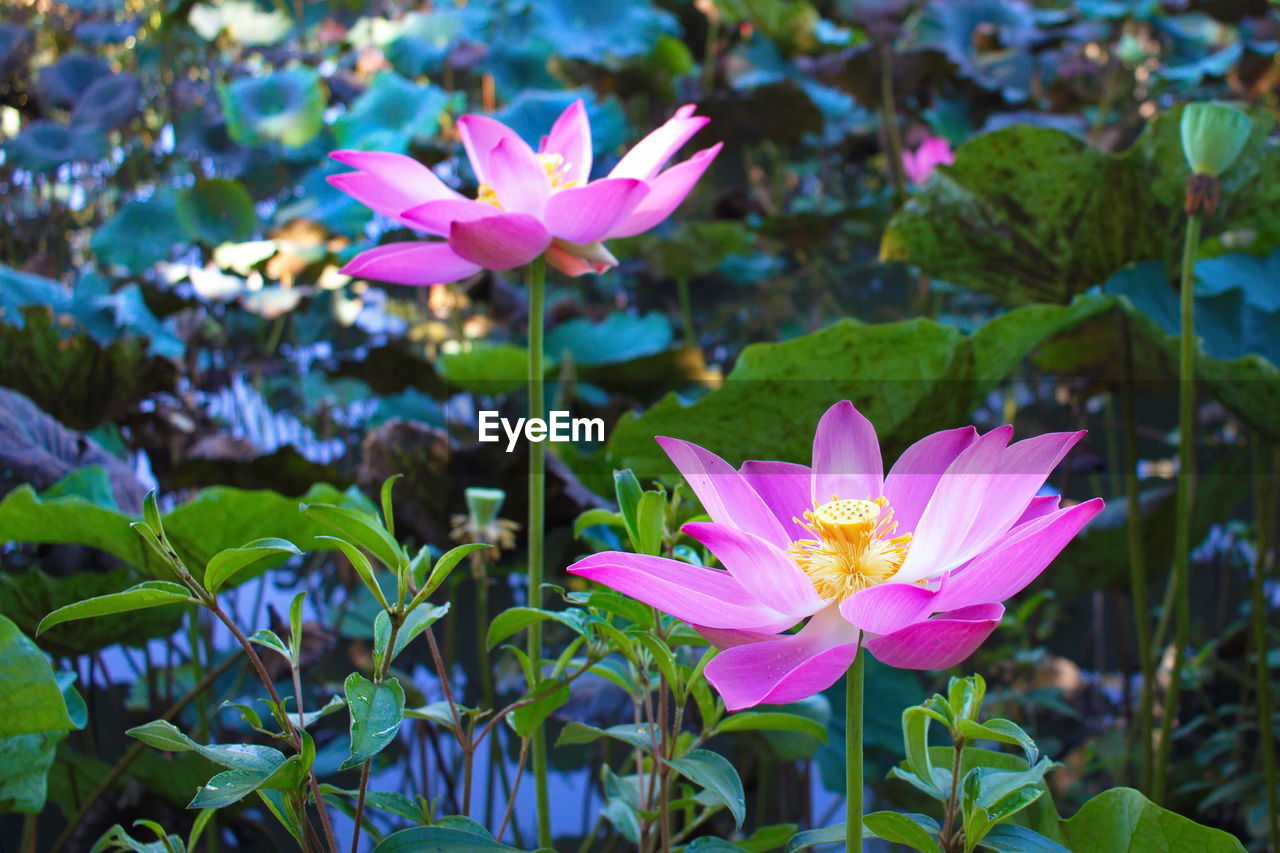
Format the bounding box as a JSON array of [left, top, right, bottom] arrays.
[[530, 0, 679, 65], [881, 104, 1280, 306], [176, 178, 258, 245], [91, 195, 187, 272], [908, 0, 1040, 101], [70, 71, 141, 129], [5, 121, 104, 172], [36, 52, 111, 108], [332, 71, 457, 152], [219, 68, 327, 149]]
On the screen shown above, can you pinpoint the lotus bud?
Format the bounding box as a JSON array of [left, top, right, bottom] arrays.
[[1180, 102, 1251, 215], [465, 487, 506, 531]]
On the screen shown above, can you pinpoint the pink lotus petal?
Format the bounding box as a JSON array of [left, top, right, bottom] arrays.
[[567, 552, 792, 630], [610, 107, 711, 181], [456, 114, 524, 185], [704, 607, 860, 711], [694, 625, 786, 649], [954, 431, 1086, 561], [739, 460, 813, 541], [544, 178, 649, 243], [607, 144, 722, 239], [655, 436, 791, 549], [329, 150, 461, 204], [540, 99, 592, 185], [882, 426, 978, 534], [339, 241, 481, 287], [902, 136, 955, 185], [811, 400, 884, 506], [545, 238, 618, 277], [863, 603, 1003, 670], [447, 213, 550, 270], [400, 197, 498, 237], [930, 498, 1104, 613], [327, 173, 424, 227], [683, 522, 826, 618], [486, 137, 550, 216], [840, 581, 938, 636], [894, 426, 1013, 583], [1015, 494, 1062, 527]]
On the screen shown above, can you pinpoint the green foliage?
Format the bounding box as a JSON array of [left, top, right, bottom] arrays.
[[0, 615, 80, 813], [218, 68, 327, 149], [881, 106, 1280, 306], [176, 179, 259, 245]]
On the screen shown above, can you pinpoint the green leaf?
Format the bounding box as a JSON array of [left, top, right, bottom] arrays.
[[176, 178, 258, 245], [218, 68, 327, 149], [508, 680, 569, 738], [287, 591, 306, 665], [318, 535, 391, 610], [979, 824, 1070, 852], [864, 811, 942, 852], [422, 543, 489, 597], [332, 72, 454, 151], [90, 195, 186, 273], [633, 489, 667, 556], [204, 537, 302, 593], [37, 581, 194, 636], [901, 707, 944, 798], [573, 507, 625, 539], [544, 312, 673, 367], [555, 721, 657, 751], [881, 105, 1279, 307], [613, 469, 645, 549], [665, 749, 746, 829], [248, 629, 290, 661], [786, 823, 872, 851], [0, 616, 78, 813], [715, 711, 827, 741], [606, 299, 1110, 475], [1058, 787, 1246, 852], [188, 767, 279, 809], [391, 603, 450, 661], [89, 823, 186, 853], [302, 503, 405, 572], [379, 474, 402, 538], [370, 826, 521, 852], [437, 343, 530, 394], [342, 674, 406, 770], [958, 718, 1038, 765], [486, 606, 584, 650], [126, 720, 287, 771]]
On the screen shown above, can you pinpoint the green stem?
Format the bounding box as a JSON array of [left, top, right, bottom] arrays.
[[879, 43, 907, 207], [1153, 212, 1200, 804], [1251, 440, 1279, 850], [676, 277, 696, 347], [1120, 322, 1155, 792], [526, 255, 552, 848], [845, 642, 864, 853]]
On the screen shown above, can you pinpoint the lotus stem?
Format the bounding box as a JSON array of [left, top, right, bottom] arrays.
[[1120, 321, 1155, 791], [1153, 211, 1201, 803], [845, 642, 865, 853], [1251, 439, 1278, 850], [526, 254, 552, 847]]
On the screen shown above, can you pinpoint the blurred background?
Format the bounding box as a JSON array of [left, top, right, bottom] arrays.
[[1, 0, 1278, 850]]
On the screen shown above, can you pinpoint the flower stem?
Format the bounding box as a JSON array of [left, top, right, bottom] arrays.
[[526, 255, 552, 847], [845, 642, 864, 853], [1120, 319, 1155, 792], [1251, 438, 1279, 850], [1153, 211, 1200, 804]]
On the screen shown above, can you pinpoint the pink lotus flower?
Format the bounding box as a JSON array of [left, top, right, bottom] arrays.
[[328, 102, 721, 284], [902, 135, 954, 184], [569, 402, 1103, 711]]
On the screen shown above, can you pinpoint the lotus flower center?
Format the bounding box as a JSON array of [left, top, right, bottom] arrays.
[[476, 153, 581, 208], [788, 497, 912, 601]]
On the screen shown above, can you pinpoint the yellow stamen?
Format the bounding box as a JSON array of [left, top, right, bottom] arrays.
[[474, 153, 581, 209], [788, 496, 912, 601]]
